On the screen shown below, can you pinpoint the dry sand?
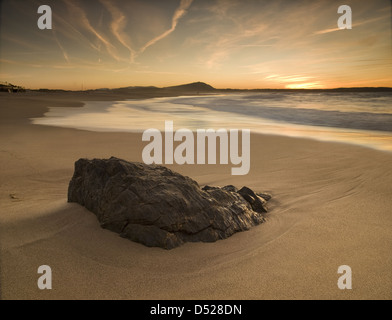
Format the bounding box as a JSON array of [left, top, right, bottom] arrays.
[[0, 92, 391, 300]]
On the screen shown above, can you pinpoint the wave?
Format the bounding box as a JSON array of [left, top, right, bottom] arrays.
[[31, 93, 392, 152]]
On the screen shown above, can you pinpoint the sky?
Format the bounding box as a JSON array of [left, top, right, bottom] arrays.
[[0, 0, 391, 90]]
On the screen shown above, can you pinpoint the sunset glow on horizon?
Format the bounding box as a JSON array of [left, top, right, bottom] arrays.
[[0, 0, 391, 90]]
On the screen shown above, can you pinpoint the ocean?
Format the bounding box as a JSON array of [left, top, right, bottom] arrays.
[[32, 92, 392, 152]]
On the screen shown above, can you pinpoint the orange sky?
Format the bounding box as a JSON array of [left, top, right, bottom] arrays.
[[0, 0, 391, 90]]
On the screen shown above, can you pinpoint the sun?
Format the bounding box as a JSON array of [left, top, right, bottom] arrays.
[[286, 82, 324, 89]]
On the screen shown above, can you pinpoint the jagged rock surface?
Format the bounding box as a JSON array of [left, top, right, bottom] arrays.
[[68, 157, 271, 249]]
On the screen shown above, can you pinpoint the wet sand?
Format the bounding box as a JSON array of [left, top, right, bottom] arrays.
[[1, 92, 392, 300]]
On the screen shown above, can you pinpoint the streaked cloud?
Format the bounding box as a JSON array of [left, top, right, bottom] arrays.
[[265, 75, 315, 83], [140, 0, 194, 53], [64, 0, 122, 62], [52, 30, 70, 64], [286, 82, 324, 89], [314, 13, 390, 35], [314, 27, 342, 35], [100, 0, 137, 63], [0, 59, 44, 68]]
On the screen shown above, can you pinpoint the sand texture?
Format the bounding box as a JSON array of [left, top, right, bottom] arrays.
[[1, 92, 392, 300]]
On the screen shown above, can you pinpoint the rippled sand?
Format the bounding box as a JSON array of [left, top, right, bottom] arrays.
[[1, 92, 392, 300]]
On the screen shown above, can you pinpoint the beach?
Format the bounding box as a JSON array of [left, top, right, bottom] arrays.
[[1, 92, 392, 300]]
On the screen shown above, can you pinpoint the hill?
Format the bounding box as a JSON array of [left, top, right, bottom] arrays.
[[163, 82, 216, 92]]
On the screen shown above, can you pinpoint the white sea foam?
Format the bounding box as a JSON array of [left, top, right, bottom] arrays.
[[32, 93, 392, 152]]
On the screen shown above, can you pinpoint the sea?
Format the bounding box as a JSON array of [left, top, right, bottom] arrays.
[[32, 92, 392, 152]]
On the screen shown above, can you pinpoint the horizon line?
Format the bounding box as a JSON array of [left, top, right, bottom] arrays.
[[2, 81, 392, 92]]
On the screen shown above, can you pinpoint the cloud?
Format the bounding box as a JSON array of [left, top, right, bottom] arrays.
[[0, 34, 45, 51], [100, 0, 137, 63], [52, 30, 70, 64], [314, 27, 342, 35], [265, 74, 315, 83], [260, 74, 323, 89], [64, 1, 122, 62], [51, 9, 101, 52], [204, 50, 229, 69], [206, 0, 242, 22], [140, 0, 194, 53], [199, 22, 270, 69], [0, 59, 44, 68], [314, 14, 390, 35], [285, 82, 324, 89]]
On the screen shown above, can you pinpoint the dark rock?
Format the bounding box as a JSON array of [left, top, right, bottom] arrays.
[[238, 187, 268, 213], [202, 186, 220, 192], [257, 192, 272, 202], [68, 157, 271, 249], [222, 185, 238, 193]]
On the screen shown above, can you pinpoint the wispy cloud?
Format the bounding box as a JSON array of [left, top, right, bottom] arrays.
[[314, 14, 390, 35], [204, 50, 229, 69], [286, 82, 323, 89], [197, 21, 270, 69], [140, 0, 194, 53], [265, 74, 315, 83], [246, 68, 325, 88], [1, 34, 45, 51], [100, 0, 137, 63], [314, 27, 342, 35], [59, 0, 194, 64], [52, 10, 101, 52], [0, 59, 44, 68], [262, 74, 324, 89], [52, 30, 70, 64], [64, 1, 122, 62]]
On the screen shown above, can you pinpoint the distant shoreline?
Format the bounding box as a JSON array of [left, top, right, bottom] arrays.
[[2, 81, 392, 94]]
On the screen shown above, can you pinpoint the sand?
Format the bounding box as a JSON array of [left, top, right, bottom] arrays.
[[0, 92, 391, 300]]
